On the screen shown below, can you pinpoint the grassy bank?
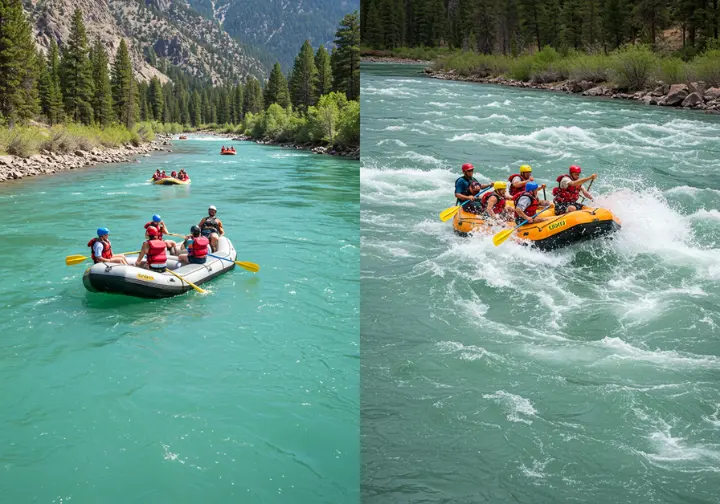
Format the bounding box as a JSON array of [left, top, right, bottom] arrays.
[[361, 45, 451, 61], [206, 92, 360, 150], [0, 121, 185, 157], [432, 45, 720, 91]]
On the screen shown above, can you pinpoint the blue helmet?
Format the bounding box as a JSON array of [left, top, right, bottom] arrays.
[[97, 227, 109, 236], [525, 182, 539, 192], [152, 214, 161, 222]]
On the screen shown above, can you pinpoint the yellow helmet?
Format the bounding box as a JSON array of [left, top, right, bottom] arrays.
[[493, 181, 507, 191], [519, 164, 532, 173]]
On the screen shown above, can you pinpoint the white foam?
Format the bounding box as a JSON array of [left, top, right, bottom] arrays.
[[482, 390, 537, 424]]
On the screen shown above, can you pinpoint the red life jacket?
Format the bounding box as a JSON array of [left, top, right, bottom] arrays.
[[88, 237, 113, 263], [189, 236, 209, 258], [507, 174, 527, 196], [512, 191, 540, 217], [146, 239, 167, 267], [552, 175, 581, 203], [144, 222, 164, 239], [481, 191, 506, 215]]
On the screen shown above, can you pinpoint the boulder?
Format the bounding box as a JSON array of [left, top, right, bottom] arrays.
[[665, 84, 689, 106], [578, 80, 594, 91], [704, 87, 720, 101], [642, 95, 658, 105], [682, 92, 703, 108], [689, 81, 706, 96], [0, 155, 14, 166], [583, 86, 607, 97], [651, 84, 668, 96], [74, 150, 86, 157]]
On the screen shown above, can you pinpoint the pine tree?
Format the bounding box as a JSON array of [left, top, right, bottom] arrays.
[[38, 49, 51, 121], [290, 42, 317, 111], [90, 38, 114, 127], [333, 12, 360, 101], [111, 39, 137, 128], [314, 45, 333, 97], [0, 0, 39, 127], [148, 77, 164, 120], [60, 8, 94, 124], [243, 77, 263, 114], [232, 84, 243, 123], [46, 40, 64, 125], [264, 62, 291, 108], [190, 89, 201, 126], [366, 0, 384, 48], [138, 82, 149, 121]]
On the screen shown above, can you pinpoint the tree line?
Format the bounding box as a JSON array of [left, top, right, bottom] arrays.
[[0, 0, 359, 133], [361, 0, 720, 57]]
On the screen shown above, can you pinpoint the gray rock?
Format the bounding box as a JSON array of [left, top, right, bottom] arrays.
[[682, 92, 703, 108], [665, 84, 689, 106], [689, 81, 706, 96], [74, 150, 86, 157], [583, 86, 607, 97], [0, 155, 14, 166], [704, 87, 720, 101]]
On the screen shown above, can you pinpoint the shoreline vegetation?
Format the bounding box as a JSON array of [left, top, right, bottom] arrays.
[[360, 0, 720, 112], [0, 2, 359, 182]]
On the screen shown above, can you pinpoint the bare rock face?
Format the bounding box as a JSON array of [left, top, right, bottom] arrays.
[[664, 84, 689, 106], [682, 92, 703, 108], [26, 0, 266, 85], [704, 87, 720, 101]]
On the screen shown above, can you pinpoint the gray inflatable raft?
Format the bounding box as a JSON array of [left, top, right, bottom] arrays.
[[83, 236, 237, 298]]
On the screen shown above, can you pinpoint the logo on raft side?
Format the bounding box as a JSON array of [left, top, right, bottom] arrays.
[[548, 220, 567, 231], [137, 273, 155, 281]]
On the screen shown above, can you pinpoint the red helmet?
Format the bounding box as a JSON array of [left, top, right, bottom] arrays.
[[146, 226, 159, 237], [462, 163, 474, 172], [569, 165, 582, 174]]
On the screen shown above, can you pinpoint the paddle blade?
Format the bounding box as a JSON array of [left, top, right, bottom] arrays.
[[492, 228, 515, 247], [65, 255, 89, 266], [236, 261, 260, 273], [439, 205, 461, 222]]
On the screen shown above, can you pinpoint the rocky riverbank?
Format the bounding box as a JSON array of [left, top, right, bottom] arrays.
[[425, 68, 720, 114], [199, 130, 360, 160], [0, 134, 175, 182]]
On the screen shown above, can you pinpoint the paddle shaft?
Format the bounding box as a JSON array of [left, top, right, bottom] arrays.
[[165, 268, 207, 294], [206, 253, 260, 272], [579, 178, 594, 204]]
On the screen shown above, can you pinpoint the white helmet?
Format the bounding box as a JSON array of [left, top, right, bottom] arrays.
[[209, 205, 217, 211]]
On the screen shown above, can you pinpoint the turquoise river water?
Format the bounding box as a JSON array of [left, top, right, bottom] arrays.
[[361, 63, 720, 503], [0, 136, 359, 502]]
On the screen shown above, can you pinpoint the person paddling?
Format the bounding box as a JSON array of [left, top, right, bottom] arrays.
[[454, 163, 492, 214], [198, 205, 224, 251], [552, 165, 597, 215], [144, 214, 178, 255], [513, 182, 550, 225], [152, 169, 162, 181], [480, 181, 510, 220], [177, 225, 210, 266], [135, 226, 168, 272], [88, 228, 128, 265], [508, 164, 534, 196]]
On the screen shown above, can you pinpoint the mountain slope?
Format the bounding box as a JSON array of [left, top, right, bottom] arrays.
[[185, 0, 360, 71], [26, 0, 267, 85]]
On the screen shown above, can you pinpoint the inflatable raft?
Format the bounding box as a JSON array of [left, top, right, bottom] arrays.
[[83, 237, 236, 298], [452, 201, 621, 251], [220, 149, 236, 155], [153, 177, 191, 185], [179, 135, 188, 140]]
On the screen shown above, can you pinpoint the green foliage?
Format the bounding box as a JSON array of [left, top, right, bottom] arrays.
[[315, 45, 333, 97], [690, 50, 720, 87], [290, 41, 318, 111], [333, 11, 360, 100], [611, 44, 658, 90], [566, 53, 612, 82], [60, 8, 94, 125], [265, 63, 291, 109], [656, 57, 688, 85], [90, 38, 114, 127], [112, 40, 138, 128]]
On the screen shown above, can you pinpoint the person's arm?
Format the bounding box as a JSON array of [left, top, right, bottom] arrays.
[[93, 241, 104, 258], [567, 174, 597, 187], [161, 221, 170, 235], [217, 220, 224, 236], [454, 179, 475, 202], [198, 217, 206, 228], [486, 195, 498, 216], [480, 182, 493, 190], [580, 187, 593, 199], [135, 243, 148, 266]]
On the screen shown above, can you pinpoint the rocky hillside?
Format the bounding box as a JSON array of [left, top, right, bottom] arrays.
[[185, 0, 360, 71], [25, 0, 267, 85]]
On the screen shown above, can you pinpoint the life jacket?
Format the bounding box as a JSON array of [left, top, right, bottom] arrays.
[[88, 237, 113, 263], [189, 236, 209, 258], [552, 175, 581, 203], [481, 191, 506, 215], [201, 216, 219, 233], [146, 239, 167, 267], [144, 222, 164, 239], [152, 173, 160, 180], [507, 174, 528, 196], [512, 191, 540, 217]]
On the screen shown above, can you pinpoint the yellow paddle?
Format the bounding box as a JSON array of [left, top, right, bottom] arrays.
[[65, 251, 141, 266], [439, 187, 492, 222], [493, 206, 552, 247], [207, 253, 260, 273], [165, 268, 208, 294]]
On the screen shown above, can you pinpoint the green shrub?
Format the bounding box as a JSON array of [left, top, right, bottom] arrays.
[[509, 55, 533, 80], [690, 50, 720, 87], [611, 44, 658, 90], [567, 53, 611, 82], [655, 57, 688, 85], [337, 100, 360, 147]]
